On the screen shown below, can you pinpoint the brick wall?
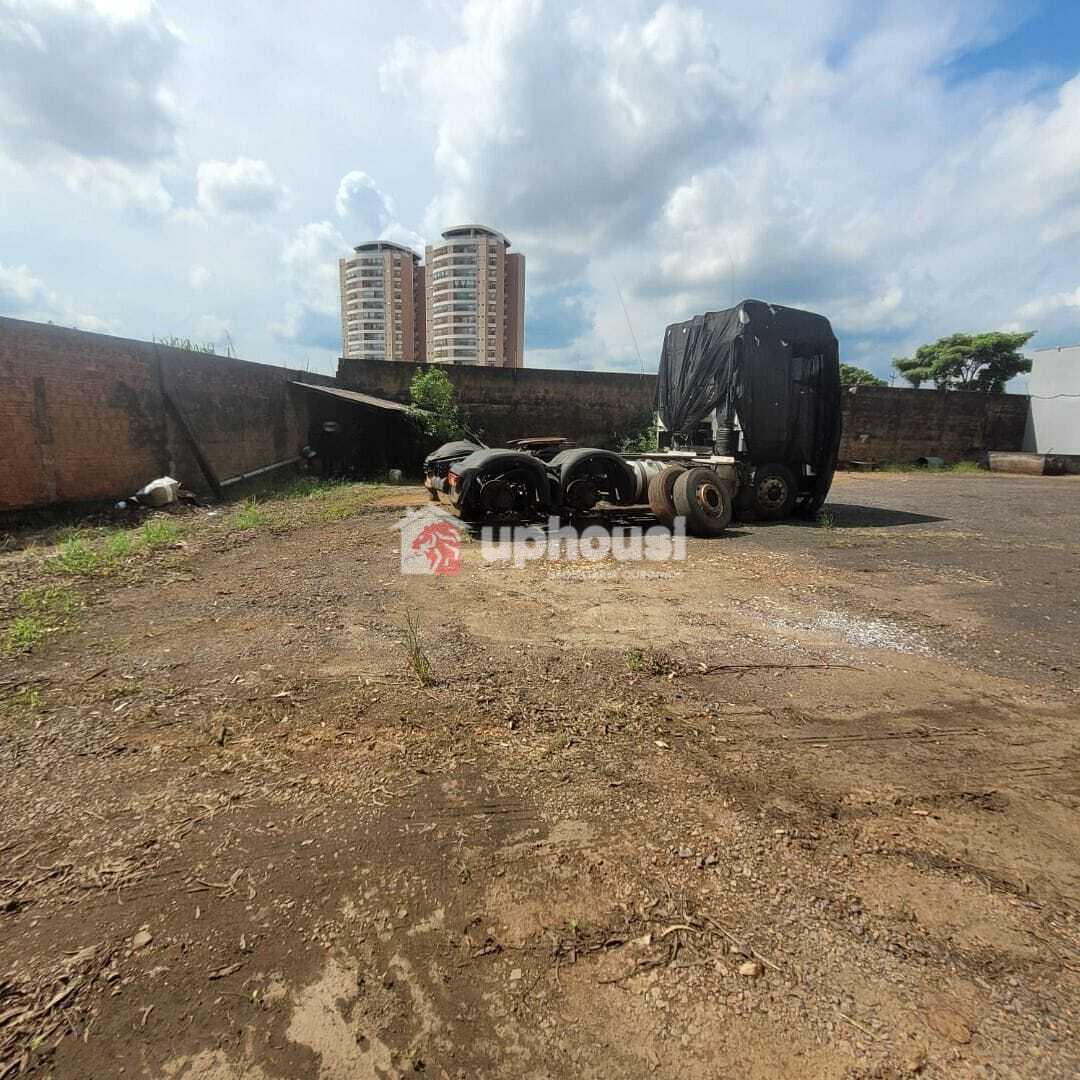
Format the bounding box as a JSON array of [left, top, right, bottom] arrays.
[[339, 356, 1030, 463], [0, 316, 334, 510], [837, 385, 1030, 464], [1, 316, 1033, 512], [337, 356, 656, 447]]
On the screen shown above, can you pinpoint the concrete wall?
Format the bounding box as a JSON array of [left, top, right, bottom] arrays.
[[0, 316, 334, 510], [1023, 345, 1080, 454], [338, 356, 656, 447], [339, 356, 1029, 462]]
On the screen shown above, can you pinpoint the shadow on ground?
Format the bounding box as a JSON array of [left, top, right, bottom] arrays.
[[819, 503, 948, 528]]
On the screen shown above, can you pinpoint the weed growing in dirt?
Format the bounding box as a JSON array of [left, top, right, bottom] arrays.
[[623, 648, 670, 675], [0, 686, 41, 722], [3, 586, 81, 655], [54, 524, 89, 543], [879, 460, 986, 475], [238, 479, 395, 528], [277, 476, 331, 500], [231, 499, 268, 530], [138, 520, 181, 549], [18, 584, 79, 617], [403, 610, 435, 687], [2, 616, 43, 654], [817, 509, 835, 530], [49, 535, 103, 576], [301, 482, 395, 523], [103, 530, 133, 560]]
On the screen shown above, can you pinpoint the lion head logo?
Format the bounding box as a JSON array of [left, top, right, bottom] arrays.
[[410, 520, 461, 575]]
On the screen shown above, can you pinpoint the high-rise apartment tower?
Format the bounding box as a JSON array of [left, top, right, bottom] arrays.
[[338, 241, 426, 362], [424, 225, 525, 367]]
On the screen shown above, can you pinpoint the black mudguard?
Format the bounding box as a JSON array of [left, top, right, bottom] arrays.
[[549, 448, 637, 505]]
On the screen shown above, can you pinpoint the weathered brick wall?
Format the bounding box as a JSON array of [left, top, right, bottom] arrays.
[[0, 317, 333, 510], [337, 357, 657, 447], [160, 350, 318, 480], [0, 317, 1033, 511], [0, 320, 168, 509], [338, 356, 1030, 463], [837, 385, 1030, 464]]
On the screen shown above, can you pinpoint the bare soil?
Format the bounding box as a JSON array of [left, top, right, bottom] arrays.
[[1, 472, 1078, 1079]]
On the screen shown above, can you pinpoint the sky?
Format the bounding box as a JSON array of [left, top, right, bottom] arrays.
[[1, 0, 1078, 381]]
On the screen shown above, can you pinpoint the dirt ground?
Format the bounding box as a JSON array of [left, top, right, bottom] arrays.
[[1, 471, 1078, 1079]]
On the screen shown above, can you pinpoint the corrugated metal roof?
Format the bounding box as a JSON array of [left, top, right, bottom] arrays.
[[290, 381, 412, 414]]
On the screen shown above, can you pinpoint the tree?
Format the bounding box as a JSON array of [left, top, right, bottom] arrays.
[[408, 368, 463, 444], [892, 331, 1033, 391], [839, 363, 886, 387]]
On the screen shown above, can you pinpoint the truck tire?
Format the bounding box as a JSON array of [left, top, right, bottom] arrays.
[[673, 467, 733, 537], [648, 465, 686, 526], [752, 463, 798, 520]]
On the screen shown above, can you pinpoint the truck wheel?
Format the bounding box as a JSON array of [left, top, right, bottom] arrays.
[[673, 467, 732, 537], [648, 465, 686, 526], [752, 464, 798, 520]]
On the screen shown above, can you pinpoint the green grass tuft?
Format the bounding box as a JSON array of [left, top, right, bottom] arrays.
[[103, 530, 134, 560], [879, 460, 986, 475], [402, 610, 435, 687], [138, 519, 181, 549], [2, 616, 44, 654], [231, 499, 268, 530], [0, 687, 42, 722], [49, 536, 103, 576], [18, 585, 79, 617]]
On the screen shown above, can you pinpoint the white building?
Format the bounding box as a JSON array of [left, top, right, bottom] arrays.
[[1023, 345, 1080, 455]]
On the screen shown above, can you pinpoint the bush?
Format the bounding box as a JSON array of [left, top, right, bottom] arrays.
[[408, 369, 463, 445], [617, 412, 659, 453]]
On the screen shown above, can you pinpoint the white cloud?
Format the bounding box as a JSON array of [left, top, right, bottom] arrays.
[[281, 221, 350, 312], [272, 221, 351, 351], [192, 314, 230, 343], [335, 170, 393, 226], [0, 0, 180, 164], [0, 261, 46, 308], [195, 157, 290, 217], [189, 265, 210, 289], [379, 0, 1080, 373], [0, 259, 116, 332], [4, 0, 1080, 377], [65, 157, 173, 214], [1016, 287, 1080, 322], [383, 0, 750, 255], [273, 170, 425, 356], [335, 169, 424, 251], [0, 0, 181, 214]]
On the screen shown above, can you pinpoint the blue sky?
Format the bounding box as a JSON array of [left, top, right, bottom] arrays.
[[1, 0, 1078, 381]]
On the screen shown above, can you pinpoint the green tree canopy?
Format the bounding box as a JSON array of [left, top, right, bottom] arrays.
[[892, 331, 1033, 392], [408, 368, 463, 444], [839, 363, 886, 387]]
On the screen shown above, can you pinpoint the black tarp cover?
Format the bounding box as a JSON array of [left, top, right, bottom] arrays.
[[656, 300, 841, 488]]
